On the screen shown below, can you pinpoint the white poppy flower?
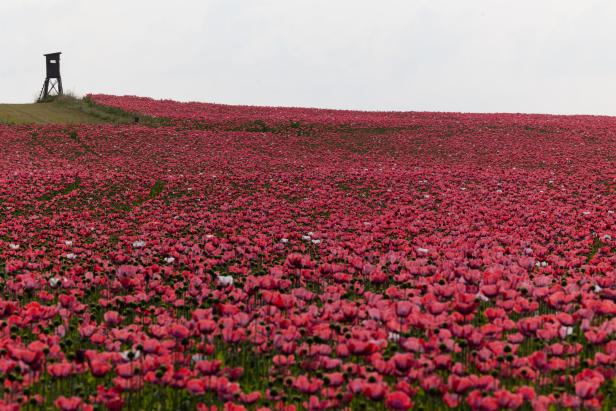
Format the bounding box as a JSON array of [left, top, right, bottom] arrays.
[[217, 275, 234, 286], [120, 349, 141, 361], [191, 354, 206, 363], [476, 292, 489, 302], [561, 326, 574, 337]]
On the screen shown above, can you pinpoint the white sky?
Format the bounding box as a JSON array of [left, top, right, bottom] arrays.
[[2, 0, 616, 114]]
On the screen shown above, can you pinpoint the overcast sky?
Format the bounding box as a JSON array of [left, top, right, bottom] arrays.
[[1, 0, 616, 114]]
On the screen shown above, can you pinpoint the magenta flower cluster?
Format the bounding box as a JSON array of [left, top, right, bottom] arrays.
[[0, 96, 615, 410]]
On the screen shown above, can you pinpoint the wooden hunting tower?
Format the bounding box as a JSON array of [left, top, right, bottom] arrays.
[[39, 52, 63, 100]]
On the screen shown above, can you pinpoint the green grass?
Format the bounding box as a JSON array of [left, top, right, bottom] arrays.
[[586, 236, 606, 263], [147, 179, 166, 200], [37, 178, 81, 201], [0, 95, 139, 125]]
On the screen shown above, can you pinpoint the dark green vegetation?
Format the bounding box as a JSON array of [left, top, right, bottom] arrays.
[[0, 96, 142, 125]]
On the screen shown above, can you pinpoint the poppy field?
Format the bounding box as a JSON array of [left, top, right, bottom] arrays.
[[0, 95, 615, 410]]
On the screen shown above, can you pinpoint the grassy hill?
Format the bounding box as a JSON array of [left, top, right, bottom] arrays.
[[0, 96, 138, 125]]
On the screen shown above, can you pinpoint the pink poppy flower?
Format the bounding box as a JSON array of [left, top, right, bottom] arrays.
[[395, 301, 413, 317], [54, 396, 82, 411], [48, 362, 73, 378], [169, 323, 190, 339], [575, 380, 599, 399], [90, 360, 112, 377], [103, 311, 121, 326], [186, 379, 206, 395], [385, 391, 413, 410]]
